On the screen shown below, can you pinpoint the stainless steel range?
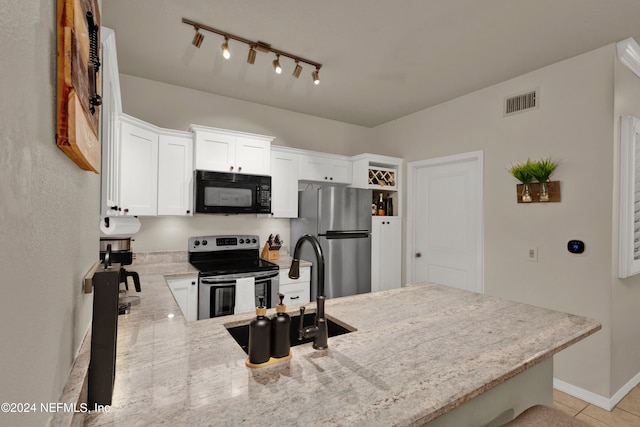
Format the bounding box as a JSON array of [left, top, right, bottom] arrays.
[[188, 235, 279, 320]]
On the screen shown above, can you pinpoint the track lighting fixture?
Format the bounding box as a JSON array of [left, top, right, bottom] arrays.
[[273, 54, 282, 74], [221, 37, 230, 59], [312, 67, 320, 85], [183, 17, 322, 85], [247, 44, 257, 64], [292, 61, 302, 78], [192, 30, 204, 48]]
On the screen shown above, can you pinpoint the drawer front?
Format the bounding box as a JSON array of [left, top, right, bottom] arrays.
[[280, 282, 310, 306], [279, 266, 311, 285]]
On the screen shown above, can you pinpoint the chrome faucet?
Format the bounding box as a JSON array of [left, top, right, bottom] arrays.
[[289, 234, 328, 350]]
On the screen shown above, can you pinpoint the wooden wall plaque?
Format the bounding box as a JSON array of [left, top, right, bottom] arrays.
[[56, 0, 101, 173]]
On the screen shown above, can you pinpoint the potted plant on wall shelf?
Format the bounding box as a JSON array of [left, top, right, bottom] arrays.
[[530, 157, 560, 202], [508, 160, 534, 202]]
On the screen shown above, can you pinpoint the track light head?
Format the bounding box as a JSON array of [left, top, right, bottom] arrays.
[[292, 61, 302, 78], [247, 45, 257, 64], [192, 30, 204, 48], [312, 68, 320, 85], [273, 54, 282, 74], [221, 37, 230, 59]]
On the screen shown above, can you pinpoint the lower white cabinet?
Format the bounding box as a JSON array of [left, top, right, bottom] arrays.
[[279, 266, 310, 306], [166, 275, 198, 321], [371, 217, 402, 292]]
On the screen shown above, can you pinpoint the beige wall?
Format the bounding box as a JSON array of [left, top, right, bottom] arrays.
[[373, 45, 617, 397], [0, 1, 100, 425]]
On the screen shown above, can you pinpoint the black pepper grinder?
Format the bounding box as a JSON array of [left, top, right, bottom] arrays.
[[248, 296, 271, 364], [270, 293, 291, 358]]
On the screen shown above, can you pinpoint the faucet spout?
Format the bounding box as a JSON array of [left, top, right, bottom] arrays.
[[289, 234, 328, 350]]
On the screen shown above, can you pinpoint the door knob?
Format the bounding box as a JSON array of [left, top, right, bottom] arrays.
[[415, 252, 422, 258]]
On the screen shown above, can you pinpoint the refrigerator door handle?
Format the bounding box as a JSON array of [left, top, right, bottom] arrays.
[[324, 230, 371, 239]]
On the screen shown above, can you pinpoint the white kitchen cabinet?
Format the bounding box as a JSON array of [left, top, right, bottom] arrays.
[[298, 152, 352, 184], [118, 116, 159, 216], [158, 130, 193, 216], [351, 153, 403, 217], [279, 266, 311, 306], [166, 275, 198, 321], [100, 28, 122, 217], [270, 147, 300, 218], [371, 216, 402, 292], [190, 125, 273, 175]]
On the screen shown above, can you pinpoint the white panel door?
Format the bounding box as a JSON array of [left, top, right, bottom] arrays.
[[119, 120, 158, 216], [194, 131, 235, 172], [270, 149, 299, 218], [158, 133, 193, 216], [235, 136, 270, 175], [408, 151, 483, 293]]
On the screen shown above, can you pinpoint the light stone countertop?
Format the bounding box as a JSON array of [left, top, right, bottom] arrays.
[[78, 258, 600, 427]]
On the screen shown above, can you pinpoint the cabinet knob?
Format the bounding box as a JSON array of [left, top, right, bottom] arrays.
[[123, 208, 129, 213], [230, 166, 234, 171], [330, 177, 333, 180], [191, 281, 196, 286], [415, 252, 422, 258], [325, 176, 328, 180], [186, 210, 190, 214], [238, 166, 242, 172]]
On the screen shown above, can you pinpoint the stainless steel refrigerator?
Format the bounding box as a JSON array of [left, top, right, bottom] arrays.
[[290, 186, 372, 299]]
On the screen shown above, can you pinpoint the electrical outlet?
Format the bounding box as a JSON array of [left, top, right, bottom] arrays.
[[528, 247, 538, 262]]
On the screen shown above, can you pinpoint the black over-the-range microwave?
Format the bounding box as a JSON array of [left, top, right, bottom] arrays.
[[194, 170, 272, 214]]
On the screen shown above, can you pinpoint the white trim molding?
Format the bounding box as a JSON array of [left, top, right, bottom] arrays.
[[617, 38, 640, 79], [554, 370, 640, 411]]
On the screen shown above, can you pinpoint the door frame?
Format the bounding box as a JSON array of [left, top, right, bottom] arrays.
[[405, 150, 484, 291]]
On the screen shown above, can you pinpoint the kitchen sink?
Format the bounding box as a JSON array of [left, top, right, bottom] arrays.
[[225, 313, 355, 354]]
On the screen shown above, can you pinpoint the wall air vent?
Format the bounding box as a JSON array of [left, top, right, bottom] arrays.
[[504, 89, 539, 116]]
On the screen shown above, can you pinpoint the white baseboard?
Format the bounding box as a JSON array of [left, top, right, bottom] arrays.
[[554, 371, 640, 411]]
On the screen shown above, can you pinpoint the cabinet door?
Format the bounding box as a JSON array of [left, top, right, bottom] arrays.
[[329, 158, 353, 184], [279, 267, 311, 305], [194, 131, 235, 172], [119, 120, 158, 216], [235, 136, 271, 175], [270, 149, 299, 218], [371, 217, 402, 292], [158, 133, 193, 216], [298, 154, 352, 184], [166, 276, 198, 321]]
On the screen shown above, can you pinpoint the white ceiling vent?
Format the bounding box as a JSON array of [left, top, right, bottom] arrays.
[[504, 89, 539, 116]]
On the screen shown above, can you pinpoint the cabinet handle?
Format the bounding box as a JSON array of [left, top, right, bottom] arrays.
[[290, 296, 300, 300]]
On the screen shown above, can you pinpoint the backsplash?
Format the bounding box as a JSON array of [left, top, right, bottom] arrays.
[[129, 215, 291, 254]]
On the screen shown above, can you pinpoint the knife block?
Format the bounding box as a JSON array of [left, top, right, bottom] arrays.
[[261, 243, 280, 260]]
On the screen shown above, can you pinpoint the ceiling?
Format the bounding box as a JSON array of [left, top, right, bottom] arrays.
[[102, 0, 640, 128]]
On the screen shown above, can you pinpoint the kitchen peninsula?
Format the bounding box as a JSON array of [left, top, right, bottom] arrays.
[[69, 257, 599, 427]]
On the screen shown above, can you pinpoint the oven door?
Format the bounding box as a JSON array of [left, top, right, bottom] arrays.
[[194, 170, 271, 214], [198, 270, 279, 320]]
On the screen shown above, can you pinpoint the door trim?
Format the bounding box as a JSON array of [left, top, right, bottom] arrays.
[[405, 150, 484, 291]]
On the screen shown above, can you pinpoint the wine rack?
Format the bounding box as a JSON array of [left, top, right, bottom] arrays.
[[368, 167, 397, 188]]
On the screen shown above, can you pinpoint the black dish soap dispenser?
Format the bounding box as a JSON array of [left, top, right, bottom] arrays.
[[248, 296, 271, 365], [271, 293, 291, 358]]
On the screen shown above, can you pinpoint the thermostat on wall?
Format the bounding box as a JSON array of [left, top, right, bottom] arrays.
[[567, 240, 585, 254]]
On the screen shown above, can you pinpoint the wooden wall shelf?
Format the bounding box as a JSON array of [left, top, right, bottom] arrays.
[[516, 181, 561, 203]]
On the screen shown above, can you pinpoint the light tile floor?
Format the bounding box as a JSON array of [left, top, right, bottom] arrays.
[[553, 385, 640, 426]]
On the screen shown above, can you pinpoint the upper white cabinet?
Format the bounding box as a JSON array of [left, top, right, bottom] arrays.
[[118, 116, 159, 216], [351, 153, 403, 217], [190, 125, 273, 175], [270, 147, 300, 218], [298, 152, 352, 184], [102, 114, 193, 217], [158, 129, 193, 216]]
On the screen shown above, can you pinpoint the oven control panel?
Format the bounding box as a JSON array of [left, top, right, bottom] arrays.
[[189, 235, 260, 252]]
